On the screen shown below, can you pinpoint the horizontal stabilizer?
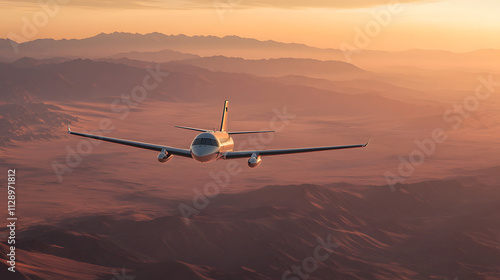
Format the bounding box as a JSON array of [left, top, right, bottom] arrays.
[[174, 126, 209, 132], [228, 130, 275, 135]]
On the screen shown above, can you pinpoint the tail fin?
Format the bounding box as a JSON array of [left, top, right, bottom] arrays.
[[220, 100, 228, 132]]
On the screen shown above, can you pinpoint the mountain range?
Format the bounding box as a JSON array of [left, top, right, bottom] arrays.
[[0, 57, 438, 146], [2, 32, 499, 71]]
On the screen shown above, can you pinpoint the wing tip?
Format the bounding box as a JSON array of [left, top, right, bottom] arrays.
[[363, 138, 371, 147], [67, 124, 71, 134]]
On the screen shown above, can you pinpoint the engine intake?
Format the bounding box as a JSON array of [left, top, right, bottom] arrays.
[[157, 149, 173, 163], [248, 153, 262, 168]]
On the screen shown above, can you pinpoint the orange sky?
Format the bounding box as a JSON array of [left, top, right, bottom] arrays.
[[1, 0, 499, 52]]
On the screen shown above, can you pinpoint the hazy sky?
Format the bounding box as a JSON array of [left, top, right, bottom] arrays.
[[1, 0, 499, 52]]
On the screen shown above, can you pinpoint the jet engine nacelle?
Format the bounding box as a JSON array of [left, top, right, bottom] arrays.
[[248, 153, 262, 168], [157, 149, 174, 163]]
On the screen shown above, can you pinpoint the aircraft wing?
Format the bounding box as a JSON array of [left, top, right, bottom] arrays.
[[68, 126, 192, 158], [224, 140, 370, 159]]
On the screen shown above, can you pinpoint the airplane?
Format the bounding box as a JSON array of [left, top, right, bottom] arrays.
[[68, 101, 370, 168]]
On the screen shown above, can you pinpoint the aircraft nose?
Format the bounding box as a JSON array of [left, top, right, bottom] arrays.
[[191, 145, 211, 156], [191, 145, 218, 163]]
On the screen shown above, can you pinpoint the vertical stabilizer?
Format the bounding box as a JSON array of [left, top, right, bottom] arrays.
[[220, 100, 229, 132]]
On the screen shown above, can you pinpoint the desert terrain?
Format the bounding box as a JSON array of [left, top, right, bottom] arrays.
[[0, 33, 499, 279]]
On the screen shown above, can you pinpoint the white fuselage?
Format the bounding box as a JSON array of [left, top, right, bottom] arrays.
[[190, 132, 234, 163]]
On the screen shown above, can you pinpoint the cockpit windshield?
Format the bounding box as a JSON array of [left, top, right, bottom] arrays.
[[193, 138, 218, 146]]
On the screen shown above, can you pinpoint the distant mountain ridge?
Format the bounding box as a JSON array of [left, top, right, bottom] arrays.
[[0, 32, 345, 61], [0, 58, 431, 117], [1, 32, 499, 71], [109, 48, 200, 62], [0, 57, 437, 146], [175, 56, 369, 80]]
